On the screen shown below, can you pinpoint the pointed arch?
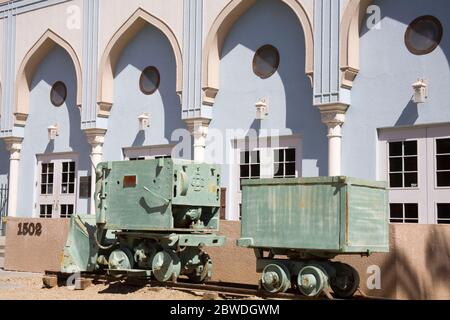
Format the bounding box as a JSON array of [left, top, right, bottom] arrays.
[[97, 8, 182, 117], [340, 0, 373, 89], [202, 0, 314, 105], [14, 29, 82, 126]]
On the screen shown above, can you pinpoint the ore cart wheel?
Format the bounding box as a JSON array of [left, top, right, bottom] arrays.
[[297, 265, 329, 297], [261, 264, 291, 294], [330, 263, 360, 299], [187, 253, 212, 283]]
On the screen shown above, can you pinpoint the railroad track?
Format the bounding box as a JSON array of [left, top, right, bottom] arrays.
[[43, 271, 385, 301]]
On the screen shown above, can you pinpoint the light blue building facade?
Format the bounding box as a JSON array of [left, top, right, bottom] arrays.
[[0, 0, 448, 225]]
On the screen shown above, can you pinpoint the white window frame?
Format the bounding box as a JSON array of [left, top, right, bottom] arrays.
[[386, 140, 419, 190], [227, 135, 302, 221], [433, 136, 450, 189], [123, 144, 175, 160], [435, 203, 450, 225], [378, 124, 450, 225]]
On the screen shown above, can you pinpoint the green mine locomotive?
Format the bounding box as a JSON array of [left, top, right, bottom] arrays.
[[61, 158, 225, 283]]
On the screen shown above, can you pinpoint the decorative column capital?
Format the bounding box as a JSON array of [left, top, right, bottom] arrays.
[[185, 118, 210, 162], [185, 118, 211, 139], [85, 128, 107, 155], [3, 137, 23, 160], [321, 111, 346, 126], [317, 104, 349, 138], [85, 128, 107, 146]]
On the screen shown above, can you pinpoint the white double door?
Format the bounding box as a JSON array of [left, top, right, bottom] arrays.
[[379, 126, 450, 224], [36, 154, 78, 219]]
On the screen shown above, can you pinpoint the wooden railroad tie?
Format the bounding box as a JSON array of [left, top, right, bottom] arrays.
[[42, 272, 92, 290]]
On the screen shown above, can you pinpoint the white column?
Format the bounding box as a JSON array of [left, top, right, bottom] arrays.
[[85, 129, 106, 215], [320, 109, 347, 177], [3, 137, 23, 218], [186, 119, 210, 163]]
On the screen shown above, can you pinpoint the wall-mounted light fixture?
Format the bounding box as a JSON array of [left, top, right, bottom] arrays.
[[412, 79, 428, 104], [47, 124, 59, 141], [138, 113, 150, 131], [255, 98, 269, 120]]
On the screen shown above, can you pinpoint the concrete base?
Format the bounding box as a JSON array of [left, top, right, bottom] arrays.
[[4, 218, 69, 273], [3, 218, 450, 299], [337, 224, 450, 300], [208, 221, 259, 285], [0, 236, 5, 269]]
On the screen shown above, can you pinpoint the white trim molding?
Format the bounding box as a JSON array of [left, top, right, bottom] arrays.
[[85, 128, 106, 214], [318, 103, 349, 176], [185, 118, 210, 163], [3, 136, 23, 217]]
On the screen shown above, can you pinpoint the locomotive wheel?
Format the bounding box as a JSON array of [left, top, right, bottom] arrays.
[[187, 253, 212, 283], [261, 264, 291, 294], [108, 246, 134, 271], [152, 250, 181, 282], [297, 265, 329, 297], [330, 263, 360, 299]]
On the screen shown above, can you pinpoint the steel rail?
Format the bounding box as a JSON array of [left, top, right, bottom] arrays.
[[44, 271, 388, 301]]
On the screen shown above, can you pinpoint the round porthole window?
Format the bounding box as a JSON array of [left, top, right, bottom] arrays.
[[405, 15, 443, 55], [50, 81, 67, 107], [140, 66, 160, 95], [253, 45, 280, 79]]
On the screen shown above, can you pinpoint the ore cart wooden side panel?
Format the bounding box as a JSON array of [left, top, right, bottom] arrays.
[[343, 179, 389, 253], [240, 177, 389, 254]]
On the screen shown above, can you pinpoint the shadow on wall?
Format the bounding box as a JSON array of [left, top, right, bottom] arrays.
[[362, 0, 450, 127], [395, 100, 419, 126], [105, 24, 184, 159], [15, 47, 91, 215], [217, 0, 327, 176], [28, 47, 91, 172], [0, 140, 9, 185], [380, 225, 450, 299]]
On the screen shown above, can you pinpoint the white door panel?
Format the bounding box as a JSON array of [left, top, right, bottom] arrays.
[[37, 154, 78, 218], [426, 126, 450, 223], [379, 125, 450, 224]]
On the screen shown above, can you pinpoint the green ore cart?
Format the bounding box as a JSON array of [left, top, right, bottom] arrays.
[[61, 159, 225, 283], [238, 176, 389, 298]]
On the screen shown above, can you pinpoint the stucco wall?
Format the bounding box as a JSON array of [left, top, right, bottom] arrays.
[[0, 139, 8, 185], [0, 18, 3, 84], [14, 0, 84, 77], [17, 47, 91, 216], [208, 0, 327, 192], [98, 0, 183, 63], [343, 0, 450, 179], [102, 25, 185, 161]]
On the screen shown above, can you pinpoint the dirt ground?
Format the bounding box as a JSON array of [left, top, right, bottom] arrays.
[[0, 269, 206, 300]]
